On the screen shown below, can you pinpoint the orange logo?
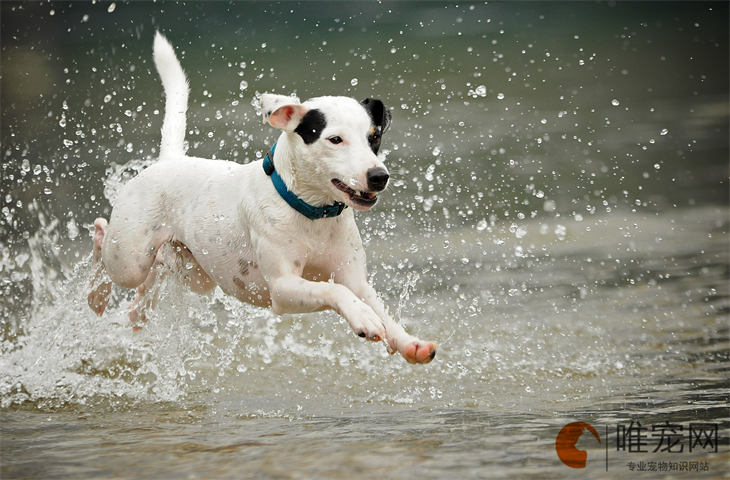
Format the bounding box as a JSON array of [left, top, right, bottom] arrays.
[[555, 422, 601, 468]]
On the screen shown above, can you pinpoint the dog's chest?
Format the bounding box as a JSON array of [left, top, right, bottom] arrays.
[[214, 215, 350, 306]]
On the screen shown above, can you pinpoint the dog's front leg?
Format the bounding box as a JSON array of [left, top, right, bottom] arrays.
[[354, 283, 437, 364], [269, 275, 386, 342]]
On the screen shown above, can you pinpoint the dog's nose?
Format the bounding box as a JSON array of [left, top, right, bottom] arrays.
[[366, 167, 389, 191]]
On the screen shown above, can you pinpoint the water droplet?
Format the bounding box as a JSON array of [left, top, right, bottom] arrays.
[[474, 84, 486, 97], [496, 92, 505, 100], [350, 78, 358, 86], [63, 139, 73, 147], [32, 165, 42, 175], [67, 219, 79, 240], [660, 128, 668, 135], [611, 98, 620, 106], [540, 118, 547, 125], [107, 2, 116, 13], [103, 94, 112, 103], [239, 80, 248, 91], [476, 219, 487, 231]]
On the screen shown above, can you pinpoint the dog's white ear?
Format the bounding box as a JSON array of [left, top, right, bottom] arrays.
[[259, 93, 306, 131]]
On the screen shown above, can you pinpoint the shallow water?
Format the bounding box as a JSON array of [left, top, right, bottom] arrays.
[[2, 2, 729, 479]]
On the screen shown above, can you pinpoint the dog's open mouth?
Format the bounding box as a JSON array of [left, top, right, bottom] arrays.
[[331, 179, 377, 208]]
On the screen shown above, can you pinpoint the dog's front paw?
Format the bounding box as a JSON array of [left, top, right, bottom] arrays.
[[394, 338, 437, 364], [347, 305, 386, 342]]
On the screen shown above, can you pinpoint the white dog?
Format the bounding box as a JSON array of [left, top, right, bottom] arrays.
[[87, 32, 437, 364]]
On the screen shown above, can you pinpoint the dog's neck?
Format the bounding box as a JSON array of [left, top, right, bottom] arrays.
[[271, 135, 338, 208]]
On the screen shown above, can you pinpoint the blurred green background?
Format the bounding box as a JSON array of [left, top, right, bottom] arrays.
[[2, 1, 727, 243]]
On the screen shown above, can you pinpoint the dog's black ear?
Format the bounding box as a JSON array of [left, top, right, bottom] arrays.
[[361, 98, 392, 134], [361, 98, 392, 154]]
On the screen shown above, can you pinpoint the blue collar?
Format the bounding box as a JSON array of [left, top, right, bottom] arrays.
[[262, 143, 346, 220]]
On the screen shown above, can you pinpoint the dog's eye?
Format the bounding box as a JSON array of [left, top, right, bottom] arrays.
[[328, 136, 343, 145]]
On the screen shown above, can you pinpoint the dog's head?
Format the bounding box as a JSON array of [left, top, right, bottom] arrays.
[[259, 93, 392, 211]]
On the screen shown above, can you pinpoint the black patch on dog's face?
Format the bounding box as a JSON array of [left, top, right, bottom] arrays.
[[361, 98, 392, 154], [294, 109, 326, 144]]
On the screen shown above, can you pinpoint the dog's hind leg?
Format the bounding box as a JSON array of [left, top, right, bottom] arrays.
[[168, 241, 216, 294], [87, 218, 113, 316], [128, 249, 164, 330], [101, 201, 173, 290], [128, 241, 215, 329], [96, 201, 173, 328]]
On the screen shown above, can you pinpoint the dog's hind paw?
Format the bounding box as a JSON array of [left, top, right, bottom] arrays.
[[92, 217, 107, 263], [128, 307, 148, 331], [87, 281, 112, 316]]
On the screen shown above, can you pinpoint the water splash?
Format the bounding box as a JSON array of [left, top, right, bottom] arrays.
[[2, 153, 725, 414]]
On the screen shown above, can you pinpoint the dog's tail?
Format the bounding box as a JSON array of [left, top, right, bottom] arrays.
[[153, 32, 188, 160]]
